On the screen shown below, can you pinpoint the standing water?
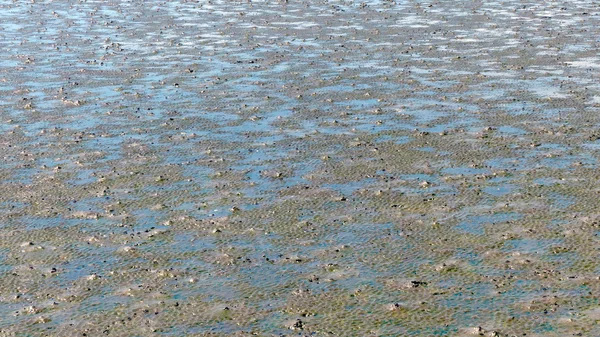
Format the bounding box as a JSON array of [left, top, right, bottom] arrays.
[[1, 1, 600, 336]]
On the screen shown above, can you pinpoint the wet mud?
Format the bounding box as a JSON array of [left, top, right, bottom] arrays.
[[2, 0, 600, 336]]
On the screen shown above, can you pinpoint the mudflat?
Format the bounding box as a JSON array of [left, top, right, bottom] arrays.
[[1, 1, 600, 336]]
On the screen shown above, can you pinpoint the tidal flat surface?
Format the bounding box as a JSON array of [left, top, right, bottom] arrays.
[[1, 0, 600, 336]]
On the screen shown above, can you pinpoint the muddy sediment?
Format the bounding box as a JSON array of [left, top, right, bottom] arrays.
[[2, 0, 600, 336]]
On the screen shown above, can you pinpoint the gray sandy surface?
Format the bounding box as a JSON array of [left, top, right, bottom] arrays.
[[2, 0, 600, 336]]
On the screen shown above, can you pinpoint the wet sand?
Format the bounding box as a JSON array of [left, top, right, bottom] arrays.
[[1, 0, 600, 336]]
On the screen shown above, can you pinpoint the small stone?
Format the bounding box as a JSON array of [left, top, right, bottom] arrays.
[[288, 319, 304, 330], [387, 302, 407, 311], [121, 246, 136, 253]]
